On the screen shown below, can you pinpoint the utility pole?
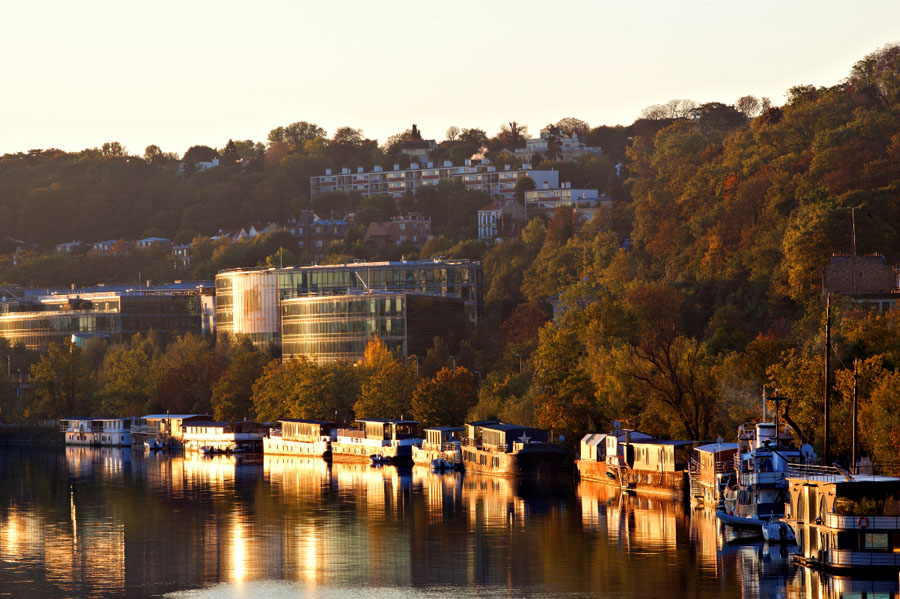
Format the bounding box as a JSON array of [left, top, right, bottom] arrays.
[[852, 360, 858, 473], [824, 294, 831, 465], [851, 206, 859, 296]]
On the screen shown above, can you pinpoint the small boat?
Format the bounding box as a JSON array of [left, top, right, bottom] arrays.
[[762, 519, 796, 544], [430, 458, 458, 471], [199, 445, 216, 455], [145, 438, 164, 450]]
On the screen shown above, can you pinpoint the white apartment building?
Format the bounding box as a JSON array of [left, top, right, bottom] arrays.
[[525, 183, 610, 222], [310, 160, 558, 201], [513, 127, 603, 161]]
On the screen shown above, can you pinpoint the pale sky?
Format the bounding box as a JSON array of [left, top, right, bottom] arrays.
[[1, 0, 898, 157]]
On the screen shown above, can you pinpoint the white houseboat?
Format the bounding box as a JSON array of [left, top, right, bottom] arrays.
[[181, 420, 267, 453], [263, 419, 337, 457], [719, 420, 803, 531], [461, 422, 567, 478], [786, 465, 900, 573], [132, 414, 212, 449], [60, 417, 136, 446], [331, 419, 421, 464], [689, 441, 739, 507], [412, 426, 464, 468]]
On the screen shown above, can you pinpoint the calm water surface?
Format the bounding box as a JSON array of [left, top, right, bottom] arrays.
[[0, 447, 896, 598]]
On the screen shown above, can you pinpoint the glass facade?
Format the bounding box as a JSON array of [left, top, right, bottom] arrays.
[[0, 293, 203, 351], [281, 293, 466, 363], [215, 260, 482, 348]]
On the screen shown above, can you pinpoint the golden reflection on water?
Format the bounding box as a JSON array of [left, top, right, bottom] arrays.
[[5, 448, 900, 598]]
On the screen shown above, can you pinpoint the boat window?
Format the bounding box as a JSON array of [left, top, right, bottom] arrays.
[[864, 533, 890, 551]]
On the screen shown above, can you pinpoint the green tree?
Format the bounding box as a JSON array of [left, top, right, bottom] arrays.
[[354, 337, 417, 419], [411, 367, 476, 426], [29, 341, 93, 419], [96, 345, 156, 416], [211, 344, 271, 420]]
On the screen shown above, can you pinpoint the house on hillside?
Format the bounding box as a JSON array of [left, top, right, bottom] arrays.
[[822, 253, 900, 311], [477, 200, 526, 240], [364, 213, 432, 249]]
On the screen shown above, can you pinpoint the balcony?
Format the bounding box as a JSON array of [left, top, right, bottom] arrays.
[[826, 514, 900, 530], [828, 549, 900, 568]]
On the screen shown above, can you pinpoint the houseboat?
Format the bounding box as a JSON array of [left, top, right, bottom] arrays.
[[263, 419, 337, 457], [785, 465, 900, 573], [578, 427, 695, 498], [132, 413, 212, 449], [412, 426, 464, 468], [60, 417, 136, 446], [689, 441, 739, 507], [331, 419, 421, 464], [181, 420, 267, 453], [461, 422, 566, 478], [575, 429, 655, 484], [718, 420, 803, 531]]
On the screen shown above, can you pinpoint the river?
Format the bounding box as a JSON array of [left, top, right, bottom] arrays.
[[0, 447, 896, 598]]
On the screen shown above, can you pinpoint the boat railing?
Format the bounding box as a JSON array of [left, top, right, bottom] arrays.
[[689, 458, 700, 476], [787, 463, 841, 479], [336, 428, 366, 439], [827, 514, 900, 530], [461, 438, 481, 448]]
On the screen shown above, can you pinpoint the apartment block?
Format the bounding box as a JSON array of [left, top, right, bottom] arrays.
[[311, 160, 558, 201]]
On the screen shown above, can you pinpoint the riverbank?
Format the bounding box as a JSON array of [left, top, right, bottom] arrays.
[[0, 424, 62, 445]]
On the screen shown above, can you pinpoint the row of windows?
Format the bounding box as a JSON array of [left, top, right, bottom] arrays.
[[0, 314, 119, 334], [283, 297, 405, 318], [283, 318, 405, 337], [283, 338, 405, 361]]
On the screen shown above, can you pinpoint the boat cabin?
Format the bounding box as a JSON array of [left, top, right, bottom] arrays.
[[60, 418, 101, 434], [465, 421, 501, 445], [474, 423, 548, 452], [423, 427, 463, 450], [787, 469, 900, 570], [579, 433, 607, 462], [139, 414, 212, 441], [693, 442, 739, 486], [628, 439, 695, 473], [280, 419, 337, 442], [355, 419, 420, 441], [604, 430, 655, 468]]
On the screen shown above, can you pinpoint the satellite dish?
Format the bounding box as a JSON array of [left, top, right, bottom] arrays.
[[801, 444, 816, 461], [716, 436, 724, 445], [559, 435, 565, 443], [613, 420, 621, 434]]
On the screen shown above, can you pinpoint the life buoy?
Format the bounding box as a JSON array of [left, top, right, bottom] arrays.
[[858, 516, 870, 529]]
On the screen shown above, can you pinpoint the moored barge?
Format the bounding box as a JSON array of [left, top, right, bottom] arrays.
[[331, 419, 421, 464], [461, 421, 566, 478]]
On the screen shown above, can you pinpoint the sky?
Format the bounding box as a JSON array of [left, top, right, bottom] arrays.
[[1, 0, 898, 157]]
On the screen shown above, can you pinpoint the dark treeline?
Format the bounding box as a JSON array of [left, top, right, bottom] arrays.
[[3, 44, 900, 463]]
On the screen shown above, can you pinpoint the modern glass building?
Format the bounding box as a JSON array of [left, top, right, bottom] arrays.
[[0, 290, 206, 351], [215, 260, 482, 348], [281, 292, 467, 363]]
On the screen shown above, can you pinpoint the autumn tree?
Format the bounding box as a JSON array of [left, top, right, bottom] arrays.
[[354, 337, 417, 419], [211, 343, 271, 420], [411, 366, 476, 426], [29, 341, 93, 419]]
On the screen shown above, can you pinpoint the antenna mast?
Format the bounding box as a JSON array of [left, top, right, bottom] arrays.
[[824, 294, 831, 464]]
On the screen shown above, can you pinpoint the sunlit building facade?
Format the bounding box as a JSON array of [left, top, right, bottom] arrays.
[[281, 292, 466, 363], [215, 260, 482, 348], [0, 288, 207, 351]]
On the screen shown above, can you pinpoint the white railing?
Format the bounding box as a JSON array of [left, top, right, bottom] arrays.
[[826, 514, 900, 530], [829, 549, 900, 567]]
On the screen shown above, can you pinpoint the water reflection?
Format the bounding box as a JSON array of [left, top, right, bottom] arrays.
[[11, 448, 895, 598]]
